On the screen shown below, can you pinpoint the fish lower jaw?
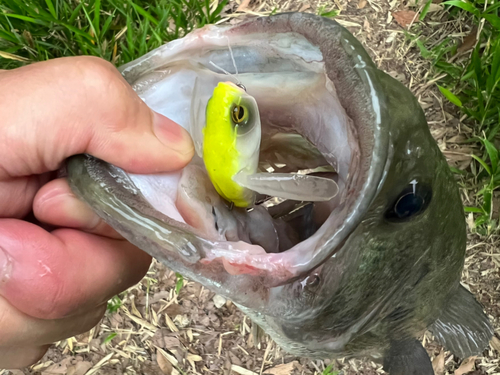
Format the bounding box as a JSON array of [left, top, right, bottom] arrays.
[[197, 239, 319, 285]]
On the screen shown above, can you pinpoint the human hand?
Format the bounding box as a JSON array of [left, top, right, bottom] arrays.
[[0, 57, 194, 368]]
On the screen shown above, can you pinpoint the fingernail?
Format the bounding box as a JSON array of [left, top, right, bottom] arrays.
[[152, 111, 194, 156], [0, 246, 13, 285]]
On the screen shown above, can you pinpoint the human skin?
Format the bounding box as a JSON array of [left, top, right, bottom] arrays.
[[0, 56, 194, 369]]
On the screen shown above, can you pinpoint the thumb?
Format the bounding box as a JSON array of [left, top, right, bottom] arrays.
[[0, 56, 194, 179]]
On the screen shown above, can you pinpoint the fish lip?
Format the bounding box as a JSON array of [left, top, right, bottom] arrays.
[[68, 12, 391, 291]]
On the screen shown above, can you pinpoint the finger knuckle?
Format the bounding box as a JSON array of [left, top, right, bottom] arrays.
[[72, 57, 138, 131]]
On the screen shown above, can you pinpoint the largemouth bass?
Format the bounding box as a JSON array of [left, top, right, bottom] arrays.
[[67, 12, 493, 375]]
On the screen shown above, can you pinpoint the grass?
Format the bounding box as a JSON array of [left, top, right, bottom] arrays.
[[0, 0, 227, 69], [415, 0, 500, 235]]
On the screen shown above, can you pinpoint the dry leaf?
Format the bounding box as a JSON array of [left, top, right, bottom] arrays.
[[432, 350, 445, 375], [0, 51, 30, 62], [392, 10, 418, 28], [457, 27, 478, 54], [231, 365, 258, 375], [490, 336, 500, 352], [455, 356, 476, 375], [236, 0, 251, 12], [263, 361, 298, 375], [67, 362, 93, 375], [157, 349, 174, 375], [357, 0, 367, 9], [428, 3, 443, 12], [42, 358, 72, 374], [299, 3, 311, 12], [363, 18, 371, 32]]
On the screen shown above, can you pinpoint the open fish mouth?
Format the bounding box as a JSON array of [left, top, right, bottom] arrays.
[[68, 12, 390, 290]]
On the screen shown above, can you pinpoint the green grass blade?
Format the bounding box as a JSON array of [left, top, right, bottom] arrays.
[[4, 13, 47, 25], [420, 0, 433, 20], [489, 40, 500, 89], [483, 2, 500, 14], [175, 273, 184, 294], [0, 29, 19, 43], [481, 138, 499, 175], [437, 85, 463, 107], [129, 0, 159, 25], [472, 154, 492, 176], [320, 9, 340, 18], [68, 2, 84, 24], [93, 0, 101, 36], [482, 14, 500, 31], [465, 206, 485, 213], [45, 0, 57, 19], [103, 332, 117, 344], [442, 0, 481, 17], [101, 14, 114, 37], [60, 21, 94, 41]]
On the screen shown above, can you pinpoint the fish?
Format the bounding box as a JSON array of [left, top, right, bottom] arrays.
[[66, 12, 493, 375]]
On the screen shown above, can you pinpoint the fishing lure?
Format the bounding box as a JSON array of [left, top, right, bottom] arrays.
[[202, 81, 339, 208]]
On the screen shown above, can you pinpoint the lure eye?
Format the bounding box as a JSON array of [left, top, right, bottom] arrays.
[[231, 105, 247, 124]]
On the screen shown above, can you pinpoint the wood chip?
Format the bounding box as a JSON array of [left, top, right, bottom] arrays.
[[454, 356, 476, 375], [84, 353, 114, 375], [298, 4, 310, 12], [41, 358, 72, 374], [432, 350, 445, 375], [67, 361, 93, 375], [263, 361, 298, 375], [154, 346, 179, 367], [428, 3, 443, 12], [335, 19, 362, 28], [236, 0, 251, 12], [213, 295, 227, 309], [157, 349, 174, 375], [165, 313, 179, 332], [490, 336, 500, 352], [125, 313, 158, 331], [231, 365, 259, 375], [392, 10, 418, 28]]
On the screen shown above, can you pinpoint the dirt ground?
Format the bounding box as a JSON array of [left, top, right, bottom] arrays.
[[2, 1, 499, 375]]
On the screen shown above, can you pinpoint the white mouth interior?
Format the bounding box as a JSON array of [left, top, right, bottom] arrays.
[[123, 29, 360, 274]]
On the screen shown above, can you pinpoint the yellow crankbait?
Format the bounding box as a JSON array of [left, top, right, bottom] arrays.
[[202, 81, 339, 209], [203, 82, 261, 208]]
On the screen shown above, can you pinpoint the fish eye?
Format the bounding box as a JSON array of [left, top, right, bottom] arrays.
[[231, 105, 247, 124], [394, 193, 424, 218], [385, 181, 432, 222]]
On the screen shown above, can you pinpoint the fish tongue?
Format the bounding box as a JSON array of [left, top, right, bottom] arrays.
[[235, 206, 280, 253]]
